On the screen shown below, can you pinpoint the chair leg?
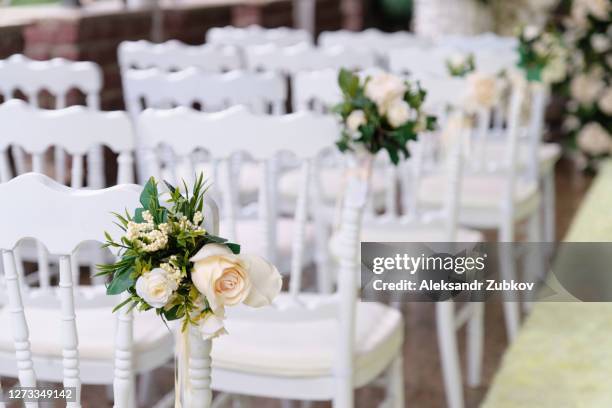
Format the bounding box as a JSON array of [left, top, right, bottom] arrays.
[[137, 372, 154, 407], [383, 354, 405, 408], [499, 221, 520, 342], [466, 303, 484, 387], [332, 377, 353, 408], [524, 210, 545, 311], [436, 301, 464, 408]]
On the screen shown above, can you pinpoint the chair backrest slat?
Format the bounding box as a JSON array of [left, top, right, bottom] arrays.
[[123, 68, 287, 117], [118, 40, 241, 73], [244, 43, 377, 75], [0, 99, 135, 186], [206, 25, 313, 48]]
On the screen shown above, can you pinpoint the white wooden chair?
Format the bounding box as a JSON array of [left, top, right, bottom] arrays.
[[137, 105, 336, 291], [0, 173, 187, 408], [0, 98, 136, 299], [244, 43, 377, 75], [122, 67, 287, 117], [415, 74, 542, 341], [122, 67, 287, 185], [139, 105, 405, 407], [359, 115, 484, 408], [117, 40, 241, 73], [0, 54, 104, 189], [318, 28, 432, 68], [387, 47, 453, 78], [206, 25, 313, 48]]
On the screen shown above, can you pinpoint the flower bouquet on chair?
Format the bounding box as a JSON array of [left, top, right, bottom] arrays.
[[333, 68, 437, 167], [446, 53, 476, 77], [98, 174, 282, 405], [517, 25, 568, 84]]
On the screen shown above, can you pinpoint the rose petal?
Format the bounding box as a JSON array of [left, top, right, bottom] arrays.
[[241, 254, 282, 308], [199, 312, 227, 340], [189, 243, 232, 262]]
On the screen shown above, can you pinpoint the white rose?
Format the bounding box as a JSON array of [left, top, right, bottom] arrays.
[[448, 53, 467, 69], [365, 73, 407, 114], [591, 34, 610, 53], [586, 0, 610, 20], [524, 25, 541, 41], [135, 267, 178, 308], [198, 311, 228, 340], [570, 72, 605, 105], [598, 88, 612, 115], [346, 110, 366, 131], [190, 243, 282, 313], [465, 72, 500, 110], [577, 122, 611, 156], [542, 58, 566, 84], [386, 99, 411, 128], [563, 115, 581, 132]]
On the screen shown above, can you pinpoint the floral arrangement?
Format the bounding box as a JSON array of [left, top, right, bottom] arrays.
[[446, 53, 476, 77], [559, 0, 611, 169], [517, 24, 569, 84], [333, 69, 437, 164], [99, 175, 282, 340]]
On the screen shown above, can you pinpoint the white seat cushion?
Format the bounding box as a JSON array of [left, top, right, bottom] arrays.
[[164, 162, 261, 197], [418, 173, 538, 209], [0, 302, 173, 361], [484, 142, 561, 173], [212, 297, 403, 377], [362, 221, 483, 243], [221, 217, 315, 261]]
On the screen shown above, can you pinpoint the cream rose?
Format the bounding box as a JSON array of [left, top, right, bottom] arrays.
[[346, 110, 366, 132], [591, 34, 610, 53], [190, 243, 282, 313], [135, 267, 178, 308], [465, 73, 500, 110], [198, 311, 228, 340], [597, 88, 612, 115], [523, 25, 541, 41], [365, 73, 407, 114], [585, 0, 610, 20], [570, 72, 605, 105], [386, 99, 411, 128], [577, 122, 611, 156]]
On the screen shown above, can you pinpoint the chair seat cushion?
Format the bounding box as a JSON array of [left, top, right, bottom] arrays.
[[361, 221, 483, 243], [0, 298, 173, 361], [484, 142, 561, 173], [212, 295, 403, 377], [418, 173, 538, 209]]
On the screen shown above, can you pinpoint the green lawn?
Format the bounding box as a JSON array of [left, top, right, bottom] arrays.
[[9, 0, 59, 6]]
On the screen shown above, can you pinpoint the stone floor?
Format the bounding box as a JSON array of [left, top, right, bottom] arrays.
[[1, 158, 593, 408]]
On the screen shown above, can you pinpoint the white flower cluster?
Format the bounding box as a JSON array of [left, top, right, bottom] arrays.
[[364, 73, 417, 128], [160, 255, 184, 286], [523, 25, 569, 85], [176, 211, 205, 232], [126, 210, 169, 252]]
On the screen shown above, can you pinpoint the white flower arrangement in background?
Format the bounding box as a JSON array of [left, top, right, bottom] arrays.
[[517, 24, 569, 84], [560, 0, 611, 168], [100, 174, 282, 340], [446, 53, 477, 77]]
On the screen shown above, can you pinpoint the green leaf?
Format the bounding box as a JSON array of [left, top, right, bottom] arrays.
[[140, 177, 159, 210], [106, 267, 135, 295], [338, 68, 359, 98], [226, 243, 241, 254], [134, 208, 145, 223]]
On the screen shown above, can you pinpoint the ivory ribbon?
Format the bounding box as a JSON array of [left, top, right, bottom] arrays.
[[175, 323, 191, 408]]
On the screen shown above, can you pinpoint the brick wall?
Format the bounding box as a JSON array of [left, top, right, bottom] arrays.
[[0, 24, 25, 59], [1, 0, 354, 109]]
